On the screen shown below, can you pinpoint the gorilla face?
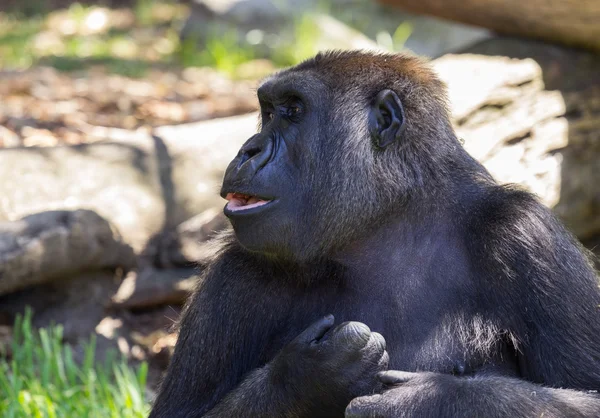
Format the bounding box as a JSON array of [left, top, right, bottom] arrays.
[[220, 73, 324, 260], [220, 66, 406, 262]]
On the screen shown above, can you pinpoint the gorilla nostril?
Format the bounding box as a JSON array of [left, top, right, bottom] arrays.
[[245, 147, 261, 159], [239, 140, 273, 173], [238, 147, 261, 168]]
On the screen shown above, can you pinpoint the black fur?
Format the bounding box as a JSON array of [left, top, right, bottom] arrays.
[[150, 51, 600, 417]]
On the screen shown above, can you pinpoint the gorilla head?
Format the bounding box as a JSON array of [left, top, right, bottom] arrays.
[[220, 51, 459, 262]]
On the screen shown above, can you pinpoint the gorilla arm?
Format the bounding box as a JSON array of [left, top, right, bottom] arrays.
[[148, 250, 274, 418], [346, 371, 600, 418], [349, 188, 600, 417], [204, 317, 387, 418], [202, 317, 337, 418], [149, 247, 388, 418]]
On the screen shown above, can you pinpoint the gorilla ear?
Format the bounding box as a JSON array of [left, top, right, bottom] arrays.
[[369, 89, 406, 149]]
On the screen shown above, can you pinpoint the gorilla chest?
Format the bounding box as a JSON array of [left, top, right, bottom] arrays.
[[262, 269, 494, 375]]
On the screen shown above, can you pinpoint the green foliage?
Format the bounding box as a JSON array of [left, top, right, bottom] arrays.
[[0, 15, 40, 68], [0, 1, 328, 75], [272, 14, 322, 67], [4, 0, 49, 17], [0, 309, 149, 418], [134, 0, 156, 27], [177, 29, 255, 75], [0, 0, 411, 77], [375, 22, 413, 52]]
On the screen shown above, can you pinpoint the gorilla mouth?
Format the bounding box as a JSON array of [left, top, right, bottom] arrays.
[[225, 192, 273, 212]]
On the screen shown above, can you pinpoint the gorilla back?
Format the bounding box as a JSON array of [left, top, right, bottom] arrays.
[[151, 51, 600, 418]]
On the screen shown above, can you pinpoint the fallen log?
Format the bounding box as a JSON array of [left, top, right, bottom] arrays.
[[379, 0, 600, 52]]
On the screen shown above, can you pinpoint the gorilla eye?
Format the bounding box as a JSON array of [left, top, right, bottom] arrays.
[[284, 102, 303, 119]]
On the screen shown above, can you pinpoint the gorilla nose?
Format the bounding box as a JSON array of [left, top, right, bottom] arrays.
[[236, 137, 273, 175]]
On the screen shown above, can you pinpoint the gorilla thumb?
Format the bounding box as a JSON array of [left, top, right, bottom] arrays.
[[296, 315, 335, 344]]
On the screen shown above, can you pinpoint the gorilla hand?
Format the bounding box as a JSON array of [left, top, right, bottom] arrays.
[[345, 371, 445, 417], [269, 315, 389, 413], [346, 369, 600, 418]]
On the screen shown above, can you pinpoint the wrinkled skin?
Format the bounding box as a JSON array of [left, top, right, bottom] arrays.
[[270, 317, 389, 416], [150, 51, 600, 418]]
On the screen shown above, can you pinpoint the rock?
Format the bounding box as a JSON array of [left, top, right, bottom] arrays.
[[0, 126, 20, 148], [0, 210, 135, 296], [192, 0, 286, 29], [0, 267, 181, 377], [0, 113, 257, 254], [0, 270, 124, 343], [0, 325, 12, 358], [450, 38, 600, 239], [459, 37, 600, 96], [0, 140, 164, 253], [310, 14, 384, 52], [152, 114, 256, 232], [111, 268, 200, 310]]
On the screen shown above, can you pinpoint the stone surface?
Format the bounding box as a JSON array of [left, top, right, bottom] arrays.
[[0, 325, 12, 358], [111, 267, 200, 310], [0, 210, 135, 296], [0, 113, 257, 254], [454, 38, 600, 239], [0, 270, 123, 342]]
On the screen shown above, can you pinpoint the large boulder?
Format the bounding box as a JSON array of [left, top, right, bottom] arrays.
[[453, 38, 600, 239], [0, 114, 257, 254], [0, 210, 135, 296]]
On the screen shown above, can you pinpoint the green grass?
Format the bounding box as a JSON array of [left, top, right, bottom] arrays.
[[0, 310, 149, 418]]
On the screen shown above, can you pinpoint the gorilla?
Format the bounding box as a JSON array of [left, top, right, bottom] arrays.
[[150, 51, 600, 417]]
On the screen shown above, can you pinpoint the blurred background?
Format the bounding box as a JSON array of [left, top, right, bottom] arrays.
[[0, 0, 598, 416]]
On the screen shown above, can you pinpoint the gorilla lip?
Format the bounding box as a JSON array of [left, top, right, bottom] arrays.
[[225, 192, 273, 212]]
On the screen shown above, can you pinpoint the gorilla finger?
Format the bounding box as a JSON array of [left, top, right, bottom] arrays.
[[376, 370, 418, 385], [331, 321, 371, 348], [367, 332, 386, 353], [345, 394, 382, 418], [297, 314, 335, 344], [360, 333, 386, 363], [377, 350, 389, 371]]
